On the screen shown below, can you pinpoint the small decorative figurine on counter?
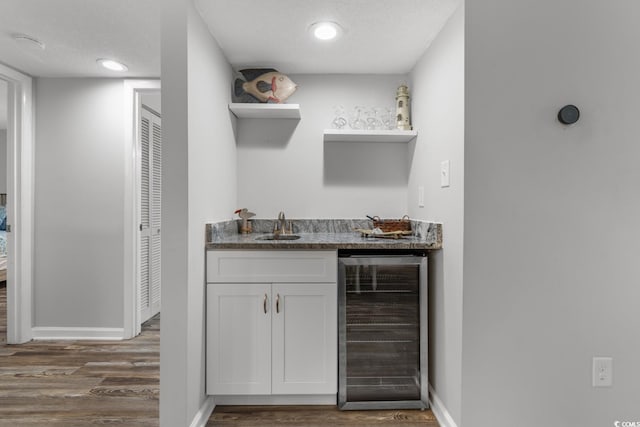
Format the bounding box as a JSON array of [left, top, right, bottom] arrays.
[[395, 84, 412, 130], [233, 68, 298, 103], [234, 208, 256, 234]]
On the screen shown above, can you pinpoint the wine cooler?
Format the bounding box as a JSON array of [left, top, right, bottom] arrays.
[[338, 250, 428, 410]]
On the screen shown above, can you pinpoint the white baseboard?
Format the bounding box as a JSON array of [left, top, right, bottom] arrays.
[[213, 394, 336, 405], [189, 396, 215, 427], [31, 327, 125, 341], [428, 385, 458, 427]]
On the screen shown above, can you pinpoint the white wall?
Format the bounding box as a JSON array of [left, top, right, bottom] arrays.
[[34, 78, 125, 328], [160, 0, 237, 424], [237, 74, 408, 219], [409, 5, 464, 424], [463, 1, 640, 426], [0, 130, 6, 194]]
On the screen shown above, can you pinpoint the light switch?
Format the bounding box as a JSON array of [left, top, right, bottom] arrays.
[[418, 186, 424, 208], [441, 160, 450, 188], [592, 357, 613, 387]]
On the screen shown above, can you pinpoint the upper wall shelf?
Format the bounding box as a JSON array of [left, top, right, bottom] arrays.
[[323, 129, 418, 143], [229, 103, 301, 119]]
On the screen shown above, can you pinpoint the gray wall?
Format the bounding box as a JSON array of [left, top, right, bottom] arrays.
[[160, 0, 237, 424], [463, 1, 640, 426], [237, 74, 408, 219], [0, 79, 7, 130], [34, 78, 126, 328], [0, 129, 6, 194], [141, 92, 162, 115], [409, 5, 464, 424], [0, 80, 6, 194]]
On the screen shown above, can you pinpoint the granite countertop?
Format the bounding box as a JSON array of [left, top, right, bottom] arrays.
[[205, 219, 442, 250]]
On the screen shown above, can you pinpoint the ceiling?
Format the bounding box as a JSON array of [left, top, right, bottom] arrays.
[[0, 0, 460, 79], [196, 0, 461, 74], [0, 0, 160, 78]]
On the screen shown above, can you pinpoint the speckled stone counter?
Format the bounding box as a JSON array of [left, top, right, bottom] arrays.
[[205, 219, 442, 250]]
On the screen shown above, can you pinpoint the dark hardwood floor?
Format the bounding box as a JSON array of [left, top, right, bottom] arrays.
[[0, 285, 437, 426]]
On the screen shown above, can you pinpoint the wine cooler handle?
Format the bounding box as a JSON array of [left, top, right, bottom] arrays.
[[276, 294, 280, 313], [263, 294, 268, 314]]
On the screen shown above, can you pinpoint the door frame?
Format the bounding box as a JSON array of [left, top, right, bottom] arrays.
[[0, 63, 34, 344], [123, 80, 161, 339]]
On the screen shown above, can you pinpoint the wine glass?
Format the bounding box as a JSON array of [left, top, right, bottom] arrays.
[[331, 105, 347, 129], [365, 107, 383, 130], [383, 107, 396, 130], [349, 106, 366, 130]]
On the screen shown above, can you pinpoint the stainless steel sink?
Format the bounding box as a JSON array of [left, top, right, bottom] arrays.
[[254, 233, 301, 241]]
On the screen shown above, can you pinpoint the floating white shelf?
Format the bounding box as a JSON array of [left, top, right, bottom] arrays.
[[323, 129, 418, 143], [228, 103, 301, 119]]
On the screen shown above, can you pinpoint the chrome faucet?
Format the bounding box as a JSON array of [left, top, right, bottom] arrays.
[[276, 211, 286, 235]]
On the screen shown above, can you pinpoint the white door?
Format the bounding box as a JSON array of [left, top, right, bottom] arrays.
[[207, 283, 272, 395], [139, 108, 161, 323], [271, 283, 337, 395]]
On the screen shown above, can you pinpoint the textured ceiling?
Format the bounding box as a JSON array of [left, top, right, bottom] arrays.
[[195, 0, 461, 74], [0, 0, 460, 78], [0, 0, 160, 78], [0, 0, 461, 127]]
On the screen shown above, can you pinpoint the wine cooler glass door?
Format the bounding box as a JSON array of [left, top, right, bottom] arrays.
[[338, 255, 428, 410]]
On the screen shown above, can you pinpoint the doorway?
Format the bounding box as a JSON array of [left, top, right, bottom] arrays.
[[123, 80, 161, 338], [0, 79, 6, 344], [0, 63, 35, 344]]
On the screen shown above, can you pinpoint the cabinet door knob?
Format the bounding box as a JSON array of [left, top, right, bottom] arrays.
[[263, 294, 268, 314], [276, 294, 280, 314]]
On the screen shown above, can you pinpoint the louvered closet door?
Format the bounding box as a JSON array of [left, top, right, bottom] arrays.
[[140, 108, 162, 323]]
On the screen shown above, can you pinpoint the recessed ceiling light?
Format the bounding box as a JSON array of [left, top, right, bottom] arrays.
[[310, 22, 342, 41], [12, 34, 45, 50], [97, 58, 128, 72]]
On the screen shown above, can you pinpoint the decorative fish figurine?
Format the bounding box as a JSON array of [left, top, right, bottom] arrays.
[[233, 68, 297, 104]]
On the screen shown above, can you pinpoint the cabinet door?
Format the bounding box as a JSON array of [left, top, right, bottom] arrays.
[[207, 283, 271, 395], [271, 283, 337, 394]]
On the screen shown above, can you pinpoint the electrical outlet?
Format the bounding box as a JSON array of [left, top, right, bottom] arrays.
[[418, 186, 424, 208], [441, 160, 450, 188], [592, 357, 613, 387]]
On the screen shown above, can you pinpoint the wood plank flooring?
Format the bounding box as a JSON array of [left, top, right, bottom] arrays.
[[208, 405, 439, 426], [1, 285, 438, 426], [0, 283, 6, 344], [0, 294, 159, 426]]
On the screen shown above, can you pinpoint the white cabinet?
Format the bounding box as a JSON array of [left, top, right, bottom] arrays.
[[207, 283, 272, 395], [206, 250, 337, 397], [207, 250, 336, 283], [271, 283, 336, 394]]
